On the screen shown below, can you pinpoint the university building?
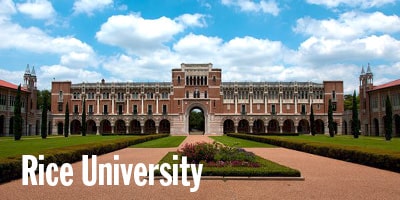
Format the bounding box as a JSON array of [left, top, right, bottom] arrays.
[[358, 65, 400, 136], [0, 65, 40, 136], [50, 63, 344, 135]]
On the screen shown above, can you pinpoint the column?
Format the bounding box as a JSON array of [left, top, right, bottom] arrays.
[[126, 98, 129, 114], [294, 95, 298, 114], [141, 126, 144, 134], [279, 94, 283, 114], [112, 97, 115, 114], [126, 127, 129, 134], [234, 95, 238, 114], [234, 125, 238, 133], [141, 96, 144, 114], [96, 126, 100, 135], [111, 126, 114, 134], [97, 97, 100, 114], [156, 96, 159, 114], [264, 95, 268, 113], [156, 126, 159, 134], [250, 96, 253, 114], [280, 125, 283, 133], [295, 126, 298, 133], [249, 125, 253, 133]]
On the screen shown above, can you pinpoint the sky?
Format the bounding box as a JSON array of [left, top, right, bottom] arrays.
[[0, 0, 399, 94]]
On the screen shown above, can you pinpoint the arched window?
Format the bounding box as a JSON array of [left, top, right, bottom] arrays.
[[178, 76, 181, 84]]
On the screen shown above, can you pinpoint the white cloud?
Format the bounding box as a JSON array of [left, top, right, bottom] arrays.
[[96, 14, 204, 55], [221, 0, 280, 16], [294, 12, 400, 40], [39, 65, 102, 89], [176, 13, 207, 28], [73, 0, 113, 15], [0, 68, 24, 85], [16, 0, 56, 20], [306, 0, 396, 8], [0, 0, 16, 20]]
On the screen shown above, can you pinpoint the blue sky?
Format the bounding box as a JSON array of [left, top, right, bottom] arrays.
[[0, 0, 399, 94]]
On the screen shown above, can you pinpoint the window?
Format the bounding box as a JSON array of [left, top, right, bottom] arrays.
[[162, 92, 168, 99], [88, 105, 93, 114], [213, 76, 216, 82], [213, 100, 216, 107], [186, 91, 189, 98], [87, 92, 95, 99], [301, 104, 306, 114], [147, 92, 153, 99], [271, 104, 276, 114], [117, 92, 124, 101], [148, 105, 152, 115], [241, 104, 246, 114], [332, 102, 337, 111], [102, 92, 109, 99], [162, 105, 167, 115], [332, 91, 336, 100], [178, 100, 180, 106], [58, 91, 63, 102], [9, 96, 15, 106], [177, 76, 181, 84], [133, 105, 138, 115], [58, 103, 63, 112], [74, 105, 79, 114], [0, 94, 6, 105], [118, 105, 123, 115], [73, 92, 80, 99], [103, 105, 108, 114], [132, 92, 139, 99], [204, 91, 208, 98]]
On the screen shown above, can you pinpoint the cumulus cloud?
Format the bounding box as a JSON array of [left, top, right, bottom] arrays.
[[221, 0, 280, 16], [306, 0, 396, 8], [294, 12, 400, 40], [73, 0, 113, 15], [96, 13, 208, 55], [16, 0, 55, 20], [0, 68, 25, 85], [39, 65, 103, 88], [0, 0, 16, 19]]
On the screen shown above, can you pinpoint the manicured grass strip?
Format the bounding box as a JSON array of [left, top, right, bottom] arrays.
[[209, 136, 276, 148], [155, 152, 301, 177], [227, 133, 400, 173], [0, 135, 143, 159], [130, 136, 186, 148], [0, 134, 168, 184]]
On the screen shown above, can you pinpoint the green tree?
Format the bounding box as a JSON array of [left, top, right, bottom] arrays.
[[384, 95, 393, 141], [81, 99, 86, 136], [189, 110, 204, 131], [344, 94, 360, 110], [351, 90, 360, 138], [64, 102, 69, 137], [328, 99, 334, 137], [37, 90, 51, 111], [310, 105, 316, 136], [41, 94, 47, 139], [13, 85, 22, 140]]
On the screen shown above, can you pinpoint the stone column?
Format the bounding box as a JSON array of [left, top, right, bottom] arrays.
[[96, 126, 100, 135], [141, 126, 144, 134], [249, 125, 253, 134], [156, 126, 159, 134], [111, 126, 114, 134]]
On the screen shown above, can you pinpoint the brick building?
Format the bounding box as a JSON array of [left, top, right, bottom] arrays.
[[51, 63, 344, 135], [358, 65, 400, 136], [0, 65, 40, 136]]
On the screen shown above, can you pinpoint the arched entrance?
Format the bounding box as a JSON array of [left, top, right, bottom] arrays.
[[115, 120, 126, 134], [9, 117, 14, 135], [100, 120, 111, 134], [223, 119, 235, 134], [86, 120, 97, 134], [373, 118, 379, 136], [0, 115, 4, 136], [298, 119, 310, 134], [315, 119, 324, 134], [238, 119, 249, 133], [144, 119, 156, 134], [395, 114, 400, 137], [159, 119, 170, 134], [267, 119, 280, 133], [283, 119, 294, 133], [130, 120, 141, 134], [253, 119, 265, 134], [70, 120, 81, 134], [343, 120, 348, 135], [57, 122, 63, 135], [188, 107, 205, 135]]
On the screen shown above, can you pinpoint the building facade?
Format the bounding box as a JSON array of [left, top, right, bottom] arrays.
[[51, 63, 344, 135], [0, 65, 40, 136], [359, 65, 400, 136]]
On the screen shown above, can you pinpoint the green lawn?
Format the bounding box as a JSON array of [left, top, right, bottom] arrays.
[[0, 135, 143, 159], [273, 134, 400, 154], [130, 136, 186, 148], [209, 136, 276, 148]]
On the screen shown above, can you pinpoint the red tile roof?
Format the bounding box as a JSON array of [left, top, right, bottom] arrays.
[[372, 79, 400, 91], [0, 80, 29, 92]]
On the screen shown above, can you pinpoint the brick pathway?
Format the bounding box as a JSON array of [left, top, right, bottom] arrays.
[[1, 135, 399, 200]]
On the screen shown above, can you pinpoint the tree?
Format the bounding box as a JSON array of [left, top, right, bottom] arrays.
[[37, 90, 51, 111], [41, 94, 47, 139], [81, 98, 86, 136], [328, 99, 334, 137], [310, 105, 316, 136], [13, 85, 23, 140], [351, 90, 360, 138], [384, 95, 393, 141], [64, 102, 69, 137], [344, 94, 360, 111]]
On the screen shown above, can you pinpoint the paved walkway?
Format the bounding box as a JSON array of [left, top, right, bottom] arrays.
[[1, 135, 400, 200]]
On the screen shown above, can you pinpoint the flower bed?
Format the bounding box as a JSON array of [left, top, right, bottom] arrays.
[[156, 142, 301, 177]]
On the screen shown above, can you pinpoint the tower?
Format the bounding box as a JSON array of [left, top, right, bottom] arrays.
[[359, 63, 373, 135], [23, 64, 31, 88]]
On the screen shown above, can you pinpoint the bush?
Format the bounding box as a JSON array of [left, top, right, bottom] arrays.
[[227, 133, 400, 173], [0, 134, 167, 184]]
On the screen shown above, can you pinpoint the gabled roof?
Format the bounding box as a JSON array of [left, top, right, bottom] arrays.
[[0, 80, 29, 92], [371, 79, 400, 91]]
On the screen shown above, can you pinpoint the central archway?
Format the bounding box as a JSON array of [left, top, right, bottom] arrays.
[[189, 107, 205, 135]]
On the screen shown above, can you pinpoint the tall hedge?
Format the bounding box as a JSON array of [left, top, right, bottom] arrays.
[[328, 99, 334, 137], [13, 85, 22, 140], [351, 90, 359, 138], [385, 95, 392, 141], [41, 95, 47, 139]]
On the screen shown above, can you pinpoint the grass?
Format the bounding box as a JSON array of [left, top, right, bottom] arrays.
[[209, 136, 276, 148], [270, 134, 400, 154], [0, 135, 144, 159], [156, 152, 301, 177], [130, 136, 186, 148]]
